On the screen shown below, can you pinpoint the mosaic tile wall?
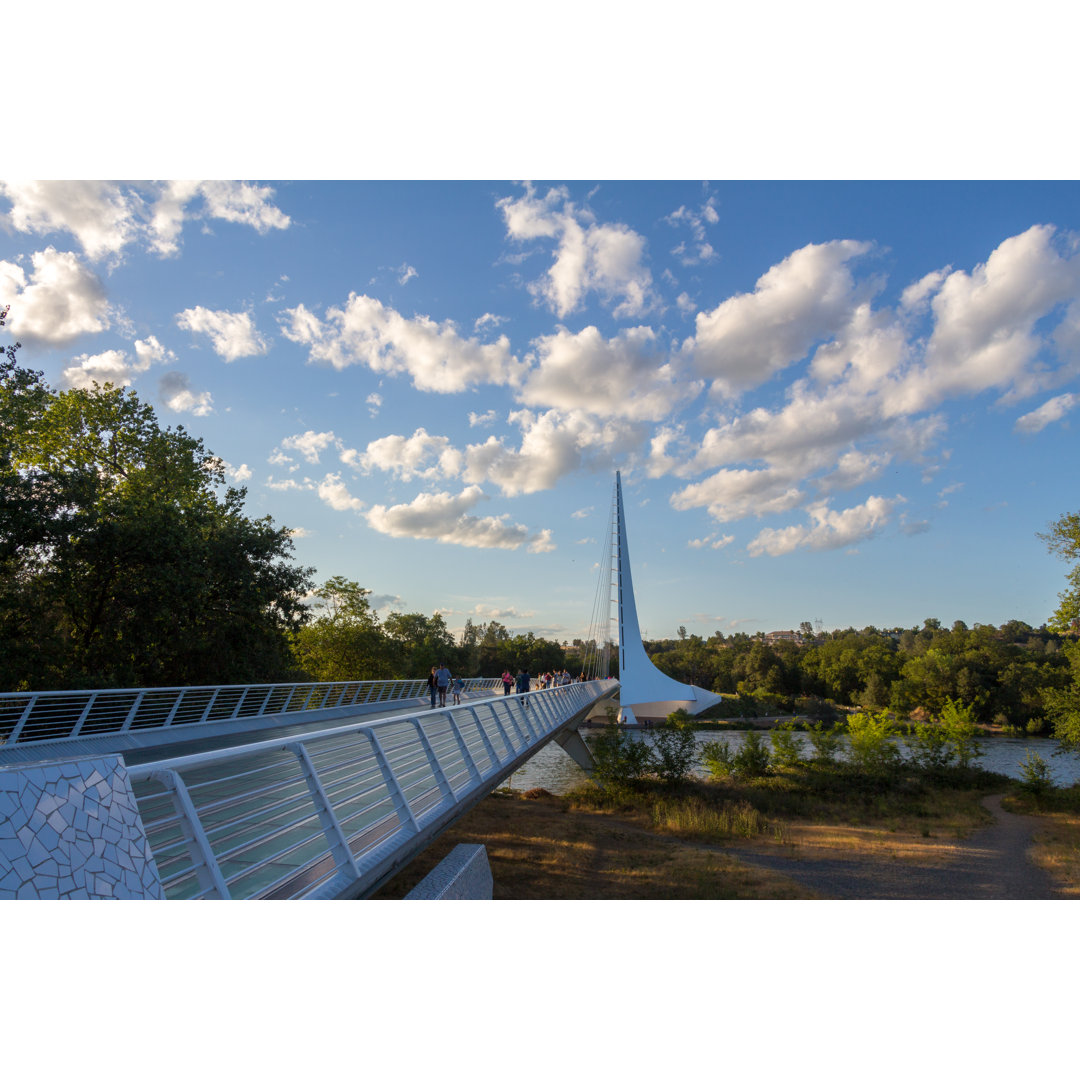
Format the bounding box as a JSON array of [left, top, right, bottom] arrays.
[[0, 756, 165, 899]]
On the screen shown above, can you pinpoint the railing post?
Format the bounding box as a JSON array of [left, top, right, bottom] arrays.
[[163, 689, 185, 727], [199, 689, 221, 724], [120, 689, 149, 733], [69, 693, 98, 739], [148, 768, 232, 899], [364, 728, 420, 833], [7, 696, 37, 746], [288, 743, 361, 881], [446, 712, 483, 784], [465, 706, 505, 771], [407, 717, 456, 803]]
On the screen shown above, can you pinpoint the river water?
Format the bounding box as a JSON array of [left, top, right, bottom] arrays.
[[506, 729, 1080, 794]]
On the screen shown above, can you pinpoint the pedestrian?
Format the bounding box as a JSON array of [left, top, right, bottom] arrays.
[[427, 667, 437, 709], [452, 675, 464, 705], [436, 662, 451, 707], [501, 669, 513, 695], [516, 668, 531, 705]]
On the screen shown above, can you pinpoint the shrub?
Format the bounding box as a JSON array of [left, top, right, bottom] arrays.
[[845, 709, 901, 776], [938, 697, 983, 768], [589, 725, 653, 787], [652, 797, 766, 839], [769, 720, 803, 770], [905, 719, 954, 771], [652, 711, 699, 785], [806, 718, 843, 765], [700, 739, 736, 779], [1018, 750, 1054, 796], [732, 730, 771, 778], [1025, 717, 1046, 735]]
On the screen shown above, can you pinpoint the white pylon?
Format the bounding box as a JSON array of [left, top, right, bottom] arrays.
[[614, 471, 722, 723]]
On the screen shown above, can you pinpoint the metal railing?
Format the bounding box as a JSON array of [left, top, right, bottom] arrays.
[[126, 679, 617, 900], [0, 678, 504, 748]]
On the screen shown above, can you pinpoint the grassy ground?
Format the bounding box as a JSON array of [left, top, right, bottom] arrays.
[[1003, 784, 1080, 897], [372, 764, 1011, 900]]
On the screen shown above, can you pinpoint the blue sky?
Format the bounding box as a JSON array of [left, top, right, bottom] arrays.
[[3, 180, 1079, 642]]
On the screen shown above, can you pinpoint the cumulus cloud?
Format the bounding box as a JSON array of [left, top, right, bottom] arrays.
[[497, 182, 656, 318], [281, 295, 526, 392], [747, 495, 900, 557], [688, 533, 734, 549], [280, 430, 339, 464], [346, 428, 463, 482], [317, 473, 365, 511], [61, 348, 147, 390], [0, 248, 110, 343], [364, 485, 555, 552], [159, 371, 214, 415], [396, 263, 418, 285], [1014, 392, 1079, 433], [519, 324, 703, 422], [227, 462, 253, 482], [688, 239, 875, 397], [176, 306, 268, 361], [366, 392, 382, 416], [664, 197, 720, 265], [0, 180, 290, 261], [469, 409, 497, 427]]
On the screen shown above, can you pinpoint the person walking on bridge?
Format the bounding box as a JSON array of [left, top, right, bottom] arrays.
[[501, 670, 513, 695], [436, 662, 451, 707], [427, 667, 437, 709], [516, 668, 531, 706]]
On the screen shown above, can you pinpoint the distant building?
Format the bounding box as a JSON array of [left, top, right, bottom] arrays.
[[765, 630, 802, 645]]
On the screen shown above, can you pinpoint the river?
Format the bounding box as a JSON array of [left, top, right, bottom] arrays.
[[506, 728, 1080, 794]]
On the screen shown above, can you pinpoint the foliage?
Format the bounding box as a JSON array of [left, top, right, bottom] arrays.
[[292, 577, 393, 680], [1017, 750, 1055, 796], [731, 731, 771, 779], [651, 710, 699, 785], [769, 720, 803, 770], [588, 725, 654, 788], [845, 710, 902, 776], [1039, 510, 1080, 633], [1, 351, 312, 689], [1043, 640, 1080, 757], [938, 697, 983, 768], [806, 718, 843, 766], [904, 718, 954, 772], [700, 739, 736, 779]]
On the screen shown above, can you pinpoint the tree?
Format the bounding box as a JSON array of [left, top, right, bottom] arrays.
[[293, 577, 392, 681], [1039, 511, 1080, 633], [1, 345, 312, 689], [1043, 640, 1080, 756]]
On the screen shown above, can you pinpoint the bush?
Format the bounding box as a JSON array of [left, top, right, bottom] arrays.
[[700, 739, 736, 779], [769, 721, 803, 770], [1018, 750, 1054, 796], [589, 725, 653, 787], [732, 730, 771, 778], [938, 698, 983, 768], [845, 709, 902, 775], [652, 711, 699, 785], [905, 719, 954, 771], [806, 718, 843, 765]]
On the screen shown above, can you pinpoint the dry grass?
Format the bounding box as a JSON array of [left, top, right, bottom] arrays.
[[1003, 788, 1080, 898], [370, 788, 816, 900]]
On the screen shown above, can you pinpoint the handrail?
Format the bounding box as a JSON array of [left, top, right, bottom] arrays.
[[0, 677, 504, 749], [126, 679, 618, 900]]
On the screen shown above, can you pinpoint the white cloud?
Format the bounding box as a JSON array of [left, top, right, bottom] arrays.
[[134, 335, 176, 367], [281, 430, 338, 464], [281, 295, 526, 392], [366, 392, 382, 416], [571, 507, 594, 519], [347, 428, 463, 482], [468, 409, 497, 427], [266, 476, 315, 492], [159, 371, 214, 416], [396, 263, 418, 285], [475, 313, 507, 332], [497, 182, 656, 318], [747, 495, 900, 557], [664, 198, 720, 265], [519, 324, 703, 422], [0, 181, 290, 261], [1014, 392, 1079, 433], [0, 248, 110, 344], [689, 239, 875, 397], [317, 473, 365, 511], [672, 466, 806, 523], [227, 462, 253, 483], [176, 306, 268, 361], [61, 348, 147, 390], [364, 485, 554, 552]]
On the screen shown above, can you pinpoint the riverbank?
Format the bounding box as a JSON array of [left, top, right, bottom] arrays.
[[372, 767, 1079, 899]]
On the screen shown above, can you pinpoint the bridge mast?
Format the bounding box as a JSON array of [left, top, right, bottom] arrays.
[[612, 471, 722, 723]]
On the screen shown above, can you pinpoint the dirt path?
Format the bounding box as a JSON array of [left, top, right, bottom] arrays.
[[724, 794, 1060, 899]]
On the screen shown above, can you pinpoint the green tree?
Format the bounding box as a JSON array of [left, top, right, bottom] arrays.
[[1040, 511, 1080, 633], [293, 577, 392, 681], [1043, 640, 1080, 755], [1, 349, 312, 689]]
